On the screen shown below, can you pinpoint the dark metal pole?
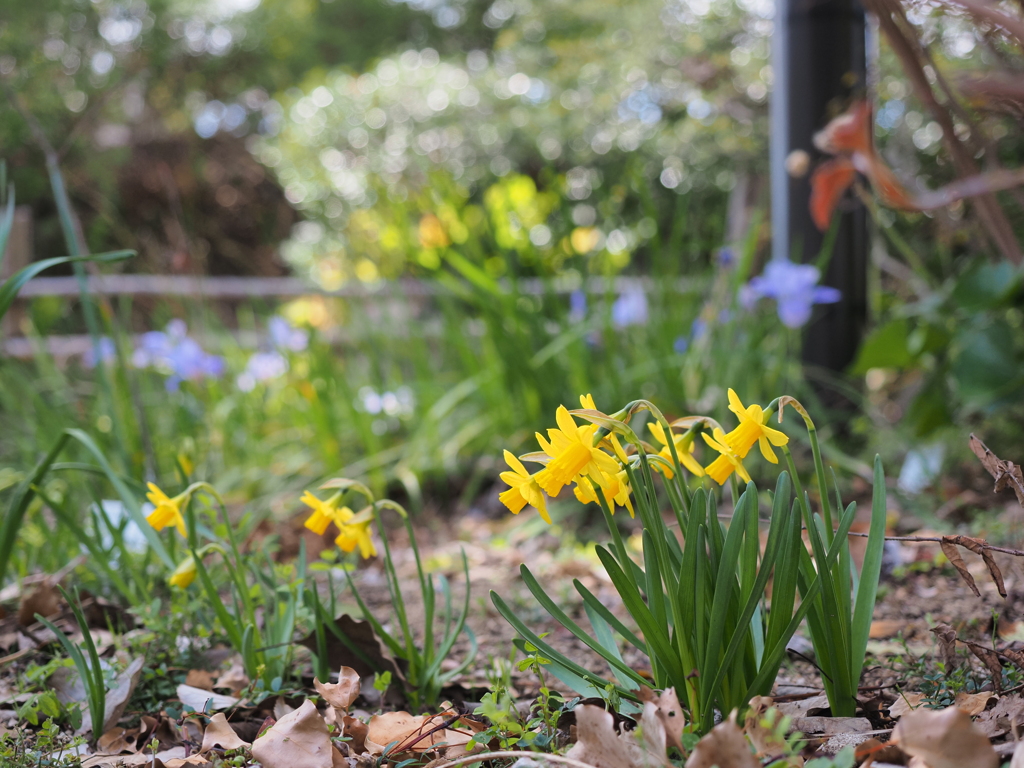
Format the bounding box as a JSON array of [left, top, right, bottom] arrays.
[[771, 0, 870, 376]]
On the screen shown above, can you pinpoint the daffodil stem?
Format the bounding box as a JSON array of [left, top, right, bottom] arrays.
[[806, 424, 834, 545], [595, 485, 631, 583]]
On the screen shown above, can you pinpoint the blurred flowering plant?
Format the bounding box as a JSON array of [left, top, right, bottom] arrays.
[[132, 320, 225, 392], [740, 259, 841, 329], [493, 390, 887, 730]]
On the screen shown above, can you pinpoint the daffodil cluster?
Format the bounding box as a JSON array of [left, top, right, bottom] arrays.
[[301, 490, 377, 559], [497, 389, 791, 520], [499, 394, 635, 521]]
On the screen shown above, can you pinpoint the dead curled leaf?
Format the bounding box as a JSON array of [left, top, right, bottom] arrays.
[[930, 624, 959, 672], [199, 712, 249, 753], [939, 536, 1006, 598], [565, 702, 671, 768], [250, 699, 345, 768], [176, 684, 240, 713], [638, 687, 687, 753], [684, 711, 759, 768], [970, 434, 1024, 507], [891, 705, 998, 768], [315, 666, 361, 711], [954, 691, 996, 717], [365, 709, 477, 760], [966, 642, 1005, 694], [889, 692, 926, 719]]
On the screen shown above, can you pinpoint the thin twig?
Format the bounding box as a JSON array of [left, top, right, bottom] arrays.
[[846, 531, 1024, 557]]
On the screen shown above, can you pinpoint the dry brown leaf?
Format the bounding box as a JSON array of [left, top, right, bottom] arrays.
[[564, 703, 669, 768], [315, 667, 361, 711], [775, 694, 830, 718], [18, 579, 60, 626], [343, 714, 369, 754], [214, 662, 249, 695], [930, 624, 959, 672], [891, 705, 998, 768], [199, 712, 249, 753], [639, 687, 687, 753], [966, 642, 1005, 693], [889, 692, 926, 719], [970, 434, 1024, 507], [176, 684, 240, 713], [164, 757, 210, 767], [185, 670, 216, 691], [97, 725, 141, 754], [250, 699, 345, 768], [955, 536, 1007, 598], [1011, 739, 1024, 768], [940, 539, 981, 597], [954, 691, 995, 716], [79, 657, 145, 736], [869, 620, 907, 639], [743, 697, 790, 758], [364, 710, 474, 758], [272, 695, 295, 720], [297, 614, 403, 682], [684, 711, 758, 768]]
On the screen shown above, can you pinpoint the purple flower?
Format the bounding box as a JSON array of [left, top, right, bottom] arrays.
[[673, 336, 689, 354], [268, 316, 309, 352], [83, 337, 117, 368], [741, 259, 841, 328], [611, 288, 648, 328], [716, 247, 735, 268], [568, 290, 587, 323], [237, 351, 288, 392], [133, 320, 224, 391]]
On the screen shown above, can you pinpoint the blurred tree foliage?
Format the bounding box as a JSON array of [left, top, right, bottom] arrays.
[[0, 0, 492, 266]]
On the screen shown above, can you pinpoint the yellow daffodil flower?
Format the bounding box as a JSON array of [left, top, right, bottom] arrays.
[[648, 421, 706, 479], [301, 490, 343, 535], [145, 483, 187, 538], [169, 555, 197, 589], [301, 491, 377, 558], [575, 471, 634, 517], [702, 428, 752, 485], [579, 393, 597, 410], [724, 389, 789, 463], [535, 406, 620, 496], [334, 517, 377, 559], [498, 450, 551, 524]]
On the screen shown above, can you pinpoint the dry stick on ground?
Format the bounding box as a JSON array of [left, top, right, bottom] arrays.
[[861, 0, 1023, 263]]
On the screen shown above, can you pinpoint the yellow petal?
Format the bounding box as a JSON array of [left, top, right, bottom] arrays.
[[680, 450, 706, 477], [762, 425, 790, 446], [648, 421, 667, 447], [727, 388, 745, 416], [579, 393, 597, 410], [701, 431, 726, 454], [499, 486, 528, 514], [758, 436, 779, 464], [503, 450, 529, 477], [554, 405, 578, 436]]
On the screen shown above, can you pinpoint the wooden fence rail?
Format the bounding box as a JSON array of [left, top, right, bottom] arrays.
[[2, 275, 706, 360]]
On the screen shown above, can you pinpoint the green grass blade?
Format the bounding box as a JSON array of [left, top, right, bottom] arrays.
[[64, 429, 172, 567], [0, 433, 70, 586], [851, 456, 886, 686], [490, 591, 629, 697], [0, 251, 133, 322], [595, 546, 686, 686], [573, 579, 645, 651], [519, 565, 649, 688]]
